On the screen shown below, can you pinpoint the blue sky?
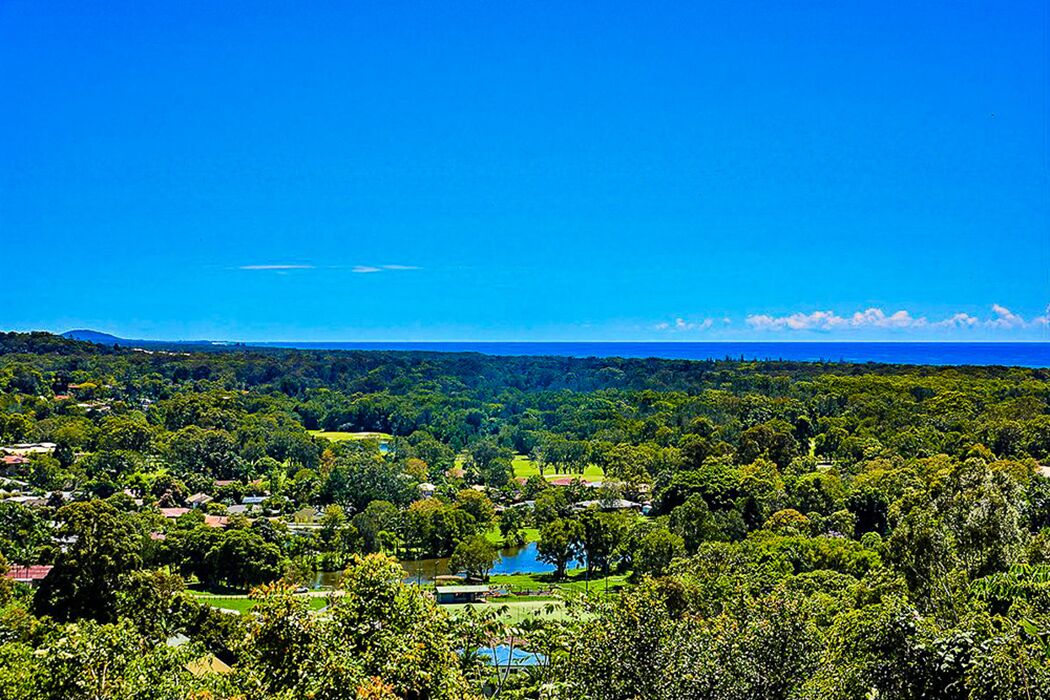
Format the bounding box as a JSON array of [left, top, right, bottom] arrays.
[[1, 1, 1047, 341]]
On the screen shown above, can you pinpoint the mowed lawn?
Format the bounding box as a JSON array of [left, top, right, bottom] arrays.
[[309, 430, 392, 442], [512, 454, 604, 482], [189, 592, 328, 614], [489, 569, 628, 594], [483, 524, 541, 546]]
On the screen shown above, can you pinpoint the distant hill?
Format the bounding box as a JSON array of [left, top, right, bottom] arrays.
[[59, 329, 244, 351], [62, 329, 126, 344]]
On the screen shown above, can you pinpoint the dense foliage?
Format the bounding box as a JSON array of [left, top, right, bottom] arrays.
[[2, 331, 1050, 698]]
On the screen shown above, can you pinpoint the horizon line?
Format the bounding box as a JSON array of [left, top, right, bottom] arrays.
[[50, 330, 1050, 346]]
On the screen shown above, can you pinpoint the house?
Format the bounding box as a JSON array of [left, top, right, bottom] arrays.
[[418, 482, 437, 498], [4, 564, 53, 587], [547, 477, 576, 487], [185, 654, 233, 676], [159, 507, 191, 518], [2, 455, 30, 467], [166, 633, 190, 647], [3, 495, 48, 507], [241, 495, 267, 505], [292, 506, 323, 524], [435, 585, 489, 604], [203, 515, 229, 528], [572, 498, 642, 513], [1, 442, 56, 456], [186, 492, 214, 508]]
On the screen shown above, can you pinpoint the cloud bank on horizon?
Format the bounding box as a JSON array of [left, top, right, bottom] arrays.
[[655, 304, 1050, 336]]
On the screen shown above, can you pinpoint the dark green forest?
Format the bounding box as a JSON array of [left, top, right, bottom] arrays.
[[2, 331, 1050, 699]]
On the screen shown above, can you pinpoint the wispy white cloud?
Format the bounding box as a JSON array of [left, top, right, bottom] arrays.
[[240, 263, 422, 274], [352, 264, 421, 273], [654, 317, 715, 332], [240, 264, 315, 271]]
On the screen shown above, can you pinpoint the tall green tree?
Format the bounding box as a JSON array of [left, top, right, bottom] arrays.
[[537, 518, 583, 579], [34, 500, 145, 622]]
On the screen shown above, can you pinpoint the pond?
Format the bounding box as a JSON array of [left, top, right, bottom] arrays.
[[312, 541, 575, 588]]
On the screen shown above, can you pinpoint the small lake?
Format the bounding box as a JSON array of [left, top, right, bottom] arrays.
[[313, 541, 575, 588]]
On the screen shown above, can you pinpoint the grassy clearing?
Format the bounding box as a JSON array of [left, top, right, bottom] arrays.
[[483, 525, 542, 547], [309, 430, 392, 442], [511, 455, 540, 478], [572, 464, 606, 482], [511, 454, 605, 482], [189, 592, 328, 614], [488, 569, 627, 594], [557, 569, 630, 593]]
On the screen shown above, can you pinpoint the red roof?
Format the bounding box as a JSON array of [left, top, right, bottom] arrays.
[[159, 507, 191, 518], [204, 515, 229, 528], [2, 455, 29, 465], [4, 565, 53, 582], [547, 477, 575, 487]]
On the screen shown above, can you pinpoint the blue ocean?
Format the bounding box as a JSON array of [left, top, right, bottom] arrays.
[[247, 341, 1050, 368]]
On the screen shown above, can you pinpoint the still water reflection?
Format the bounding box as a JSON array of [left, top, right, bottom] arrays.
[[312, 541, 575, 588]]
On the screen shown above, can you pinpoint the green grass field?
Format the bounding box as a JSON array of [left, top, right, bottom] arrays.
[[556, 569, 629, 593], [511, 454, 605, 482], [511, 454, 540, 478], [442, 599, 569, 622], [308, 430, 392, 442], [483, 525, 542, 547], [488, 569, 628, 594], [189, 592, 328, 614]]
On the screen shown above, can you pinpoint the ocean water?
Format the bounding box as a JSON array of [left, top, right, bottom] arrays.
[[248, 341, 1050, 368]]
